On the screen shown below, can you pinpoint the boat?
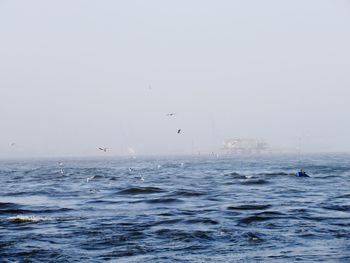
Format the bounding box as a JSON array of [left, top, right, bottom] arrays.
[[295, 169, 309, 177]]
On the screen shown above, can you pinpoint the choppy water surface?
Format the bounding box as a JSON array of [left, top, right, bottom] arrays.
[[1, 154, 350, 262]]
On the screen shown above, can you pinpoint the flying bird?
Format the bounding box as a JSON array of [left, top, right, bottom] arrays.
[[177, 129, 182, 134], [166, 113, 176, 117], [86, 175, 95, 183], [98, 147, 108, 152], [10, 143, 16, 147]]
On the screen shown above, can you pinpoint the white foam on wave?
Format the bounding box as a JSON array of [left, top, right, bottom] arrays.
[[8, 215, 49, 223]]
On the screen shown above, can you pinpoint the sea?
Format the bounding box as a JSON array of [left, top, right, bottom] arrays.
[[1, 154, 350, 262]]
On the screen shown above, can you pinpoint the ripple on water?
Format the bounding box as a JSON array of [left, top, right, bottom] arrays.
[[1, 155, 350, 262], [100, 244, 151, 259], [172, 189, 206, 197], [258, 172, 295, 176], [0, 202, 31, 214], [240, 179, 270, 185], [322, 205, 350, 212], [117, 187, 165, 195], [224, 172, 247, 179], [227, 204, 272, 211], [335, 193, 350, 199], [0, 204, 72, 215], [8, 215, 49, 224], [242, 231, 266, 242], [184, 218, 219, 225], [145, 198, 182, 204], [239, 211, 285, 224], [155, 228, 213, 241]]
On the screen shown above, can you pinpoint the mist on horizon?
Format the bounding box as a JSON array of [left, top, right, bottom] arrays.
[[1, 0, 350, 158]]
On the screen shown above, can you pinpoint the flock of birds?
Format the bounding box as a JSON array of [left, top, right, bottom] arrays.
[[56, 159, 185, 185], [45, 112, 183, 184], [7, 109, 190, 184], [97, 112, 181, 154]]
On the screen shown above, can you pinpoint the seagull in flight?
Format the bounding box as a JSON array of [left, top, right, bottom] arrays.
[[177, 129, 182, 134], [98, 147, 108, 152], [166, 113, 176, 117], [86, 175, 95, 183]]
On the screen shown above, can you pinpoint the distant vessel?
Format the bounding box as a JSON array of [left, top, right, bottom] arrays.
[[295, 169, 309, 177], [223, 138, 268, 154]]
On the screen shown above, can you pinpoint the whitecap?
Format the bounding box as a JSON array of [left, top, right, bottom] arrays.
[[8, 215, 48, 223]]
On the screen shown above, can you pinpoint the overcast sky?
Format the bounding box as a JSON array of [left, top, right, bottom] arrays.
[[1, 0, 350, 158]]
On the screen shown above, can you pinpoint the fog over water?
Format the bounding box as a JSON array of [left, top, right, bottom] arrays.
[[1, 0, 350, 158]]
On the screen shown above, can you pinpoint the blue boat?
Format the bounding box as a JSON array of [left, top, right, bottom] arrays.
[[296, 169, 309, 177]]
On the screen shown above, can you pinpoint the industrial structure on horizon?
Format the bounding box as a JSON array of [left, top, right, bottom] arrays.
[[223, 138, 268, 154]]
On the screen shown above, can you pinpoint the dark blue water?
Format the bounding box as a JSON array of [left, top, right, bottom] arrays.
[[1, 154, 350, 262]]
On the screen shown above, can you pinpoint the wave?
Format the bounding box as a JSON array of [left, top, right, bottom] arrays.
[[0, 201, 72, 215], [0, 209, 33, 214], [243, 231, 265, 242], [155, 228, 213, 241], [240, 179, 270, 185], [239, 211, 285, 224], [172, 190, 205, 197], [152, 218, 182, 226], [145, 198, 181, 204], [0, 202, 30, 214], [259, 172, 294, 176], [226, 171, 294, 178], [239, 215, 275, 224], [8, 215, 49, 223], [86, 199, 117, 205], [117, 187, 165, 195], [184, 218, 219, 225], [0, 202, 17, 208], [227, 204, 272, 211], [322, 205, 350, 212], [0, 170, 18, 175], [224, 172, 247, 179], [224, 172, 241, 176], [335, 193, 350, 199]]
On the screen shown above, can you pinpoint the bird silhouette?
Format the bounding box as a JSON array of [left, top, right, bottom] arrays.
[[98, 147, 108, 152]]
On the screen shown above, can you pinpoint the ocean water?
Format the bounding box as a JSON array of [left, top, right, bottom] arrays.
[[1, 154, 350, 262]]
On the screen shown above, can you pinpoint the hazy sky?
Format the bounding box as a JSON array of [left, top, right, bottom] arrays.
[[1, 0, 350, 157]]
